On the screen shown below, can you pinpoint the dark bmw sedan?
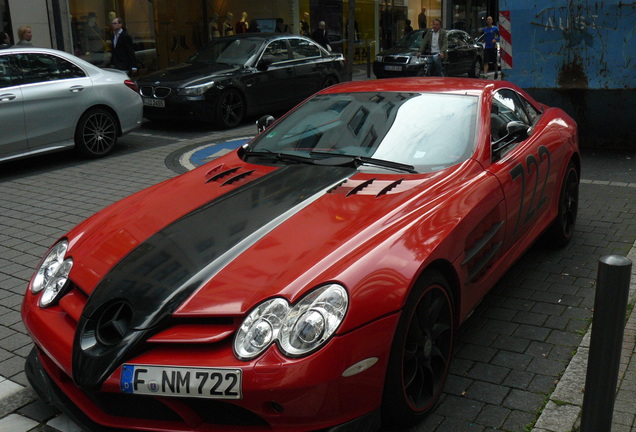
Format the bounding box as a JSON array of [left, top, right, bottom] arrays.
[[137, 33, 347, 128], [374, 29, 483, 79]]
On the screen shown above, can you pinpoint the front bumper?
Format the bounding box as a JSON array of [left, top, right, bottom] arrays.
[[24, 309, 399, 432], [142, 95, 214, 122], [373, 61, 424, 78]]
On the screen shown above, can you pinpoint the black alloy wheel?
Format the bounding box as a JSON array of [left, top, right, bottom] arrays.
[[215, 88, 245, 129], [382, 270, 455, 427], [75, 108, 118, 158], [546, 161, 579, 247]]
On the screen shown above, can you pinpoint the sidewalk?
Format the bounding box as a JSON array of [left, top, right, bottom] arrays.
[[533, 243, 636, 432]]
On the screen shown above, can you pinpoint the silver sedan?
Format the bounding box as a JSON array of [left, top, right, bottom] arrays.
[[0, 47, 142, 162]]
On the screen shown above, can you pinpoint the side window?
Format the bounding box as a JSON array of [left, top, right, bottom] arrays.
[[262, 40, 290, 64], [57, 57, 86, 79], [19, 53, 85, 84], [289, 38, 321, 60], [448, 33, 460, 47], [491, 89, 531, 141], [518, 95, 542, 125], [0, 55, 20, 88]]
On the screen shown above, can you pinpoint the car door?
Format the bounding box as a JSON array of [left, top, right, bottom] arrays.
[[288, 38, 325, 101], [17, 52, 93, 150], [246, 39, 295, 112], [486, 89, 561, 249], [446, 31, 469, 75], [0, 54, 27, 158]]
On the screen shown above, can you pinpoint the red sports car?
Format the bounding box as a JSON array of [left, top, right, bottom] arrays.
[[22, 78, 580, 432]]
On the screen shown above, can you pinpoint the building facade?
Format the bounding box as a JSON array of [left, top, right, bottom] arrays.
[[1, 0, 496, 73]]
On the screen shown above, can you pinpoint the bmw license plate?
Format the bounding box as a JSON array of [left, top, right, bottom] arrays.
[[121, 364, 242, 399], [143, 98, 165, 108], [384, 65, 403, 71]]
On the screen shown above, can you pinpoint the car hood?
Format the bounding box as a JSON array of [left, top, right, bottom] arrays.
[[66, 151, 469, 388], [379, 46, 418, 57], [69, 153, 437, 325], [137, 62, 243, 86]]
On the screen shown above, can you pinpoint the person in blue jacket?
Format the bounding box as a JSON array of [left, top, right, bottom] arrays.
[[482, 16, 500, 78]]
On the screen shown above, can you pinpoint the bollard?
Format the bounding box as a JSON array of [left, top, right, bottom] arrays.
[[580, 255, 632, 432]]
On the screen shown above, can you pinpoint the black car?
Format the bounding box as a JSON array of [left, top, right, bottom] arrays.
[[137, 33, 347, 128], [373, 29, 483, 78]]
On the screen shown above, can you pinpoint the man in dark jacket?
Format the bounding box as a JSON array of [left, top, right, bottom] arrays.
[[110, 17, 137, 74]]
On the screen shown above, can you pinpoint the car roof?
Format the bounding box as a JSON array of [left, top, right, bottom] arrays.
[[320, 77, 503, 97]]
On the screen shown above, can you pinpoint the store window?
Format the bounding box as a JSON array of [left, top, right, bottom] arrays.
[[69, 0, 158, 72], [1, 0, 13, 45]]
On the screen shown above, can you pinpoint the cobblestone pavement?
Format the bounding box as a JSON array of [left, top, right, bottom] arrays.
[[0, 116, 634, 431]]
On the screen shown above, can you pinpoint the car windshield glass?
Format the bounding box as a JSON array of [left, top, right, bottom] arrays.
[[395, 31, 424, 49], [189, 38, 263, 65], [249, 92, 478, 173]]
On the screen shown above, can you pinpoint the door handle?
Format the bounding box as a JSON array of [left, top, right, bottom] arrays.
[[0, 93, 17, 102], [69, 85, 85, 93]]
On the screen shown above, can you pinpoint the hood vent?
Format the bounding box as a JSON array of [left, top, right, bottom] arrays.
[[330, 178, 425, 197], [206, 166, 256, 186]]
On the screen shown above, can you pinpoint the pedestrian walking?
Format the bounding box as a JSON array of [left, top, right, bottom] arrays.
[[418, 19, 448, 76], [110, 17, 137, 75], [482, 16, 500, 78], [312, 21, 330, 51]]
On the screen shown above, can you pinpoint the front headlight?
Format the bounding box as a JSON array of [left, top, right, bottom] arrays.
[[375, 55, 383, 62], [178, 81, 216, 96], [31, 240, 73, 307], [410, 56, 425, 65], [234, 284, 349, 360]]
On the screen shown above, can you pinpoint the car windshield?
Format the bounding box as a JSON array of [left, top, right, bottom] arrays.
[[189, 38, 263, 65], [395, 31, 424, 49], [249, 92, 478, 173]]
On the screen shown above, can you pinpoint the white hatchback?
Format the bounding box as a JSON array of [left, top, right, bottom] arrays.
[[0, 47, 142, 162]]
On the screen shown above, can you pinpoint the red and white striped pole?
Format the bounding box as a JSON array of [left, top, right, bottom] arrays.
[[499, 10, 512, 70]]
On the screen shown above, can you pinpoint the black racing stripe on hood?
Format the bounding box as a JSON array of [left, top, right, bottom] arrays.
[[72, 165, 355, 389]]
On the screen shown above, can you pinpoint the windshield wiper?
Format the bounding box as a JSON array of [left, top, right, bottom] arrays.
[[310, 151, 417, 173], [243, 150, 316, 165], [355, 156, 418, 173]]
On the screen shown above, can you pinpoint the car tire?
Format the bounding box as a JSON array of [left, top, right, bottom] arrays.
[[469, 58, 482, 78], [214, 88, 245, 129], [382, 270, 455, 427], [74, 108, 118, 158], [322, 75, 339, 89], [545, 162, 579, 247]]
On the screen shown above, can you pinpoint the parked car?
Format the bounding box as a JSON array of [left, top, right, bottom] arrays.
[[22, 78, 579, 432], [0, 47, 142, 162], [374, 29, 483, 78], [136, 33, 347, 128]]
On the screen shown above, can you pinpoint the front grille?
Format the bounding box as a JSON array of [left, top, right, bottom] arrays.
[[385, 55, 410, 64], [139, 85, 172, 98]]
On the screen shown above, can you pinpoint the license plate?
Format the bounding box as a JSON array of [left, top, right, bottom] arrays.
[[121, 364, 242, 399], [143, 98, 165, 108], [384, 65, 403, 71]]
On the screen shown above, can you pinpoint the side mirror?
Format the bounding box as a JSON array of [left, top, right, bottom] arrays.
[[503, 121, 530, 142], [257, 57, 273, 71], [256, 115, 275, 133]]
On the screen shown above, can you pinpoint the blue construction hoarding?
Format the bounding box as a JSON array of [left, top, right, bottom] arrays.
[[497, 1, 635, 148]]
